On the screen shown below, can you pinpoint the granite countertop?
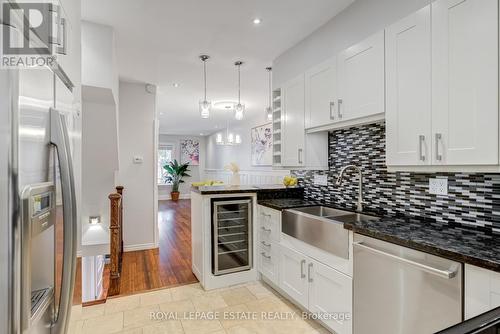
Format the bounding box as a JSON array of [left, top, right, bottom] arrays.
[[191, 184, 302, 195], [257, 198, 500, 273], [344, 217, 500, 272]]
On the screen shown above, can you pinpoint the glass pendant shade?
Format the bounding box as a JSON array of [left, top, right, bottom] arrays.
[[199, 100, 211, 119], [266, 107, 273, 121], [227, 133, 234, 144], [216, 132, 224, 145], [234, 103, 245, 120]]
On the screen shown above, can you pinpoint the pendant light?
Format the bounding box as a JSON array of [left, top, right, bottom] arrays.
[[234, 61, 245, 120], [199, 55, 211, 119], [265, 67, 273, 121], [215, 120, 242, 146]]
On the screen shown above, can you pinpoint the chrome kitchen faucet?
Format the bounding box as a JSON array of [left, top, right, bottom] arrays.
[[335, 165, 365, 212]]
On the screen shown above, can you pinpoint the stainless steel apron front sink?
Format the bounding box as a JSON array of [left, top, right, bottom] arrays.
[[282, 206, 379, 259]]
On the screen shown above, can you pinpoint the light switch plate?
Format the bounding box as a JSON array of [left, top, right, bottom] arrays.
[[429, 178, 448, 195], [314, 174, 328, 186]]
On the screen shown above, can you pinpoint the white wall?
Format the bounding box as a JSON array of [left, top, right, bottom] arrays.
[[118, 82, 157, 250], [205, 115, 276, 171], [81, 21, 119, 102], [81, 101, 119, 251], [158, 134, 206, 200], [273, 0, 430, 87]]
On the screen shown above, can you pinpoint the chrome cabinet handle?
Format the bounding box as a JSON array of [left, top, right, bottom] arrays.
[[300, 260, 306, 278], [56, 17, 68, 55], [354, 242, 457, 279], [337, 99, 343, 119], [50, 108, 77, 334], [308, 263, 314, 282], [261, 241, 271, 247], [329, 102, 335, 120], [261, 252, 271, 259], [435, 133, 442, 161], [298, 148, 303, 164], [418, 135, 426, 161], [261, 226, 272, 232]]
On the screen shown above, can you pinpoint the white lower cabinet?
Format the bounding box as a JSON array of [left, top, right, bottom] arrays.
[[279, 244, 353, 334], [309, 259, 352, 334], [465, 264, 500, 319], [279, 244, 309, 308]]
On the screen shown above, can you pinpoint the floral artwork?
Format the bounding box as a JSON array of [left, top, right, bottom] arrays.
[[180, 139, 200, 166], [251, 123, 273, 166]]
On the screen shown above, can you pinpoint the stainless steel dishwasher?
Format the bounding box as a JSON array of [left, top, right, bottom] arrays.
[[353, 234, 462, 334]]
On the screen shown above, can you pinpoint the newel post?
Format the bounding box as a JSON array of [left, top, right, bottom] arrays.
[[109, 193, 121, 279]]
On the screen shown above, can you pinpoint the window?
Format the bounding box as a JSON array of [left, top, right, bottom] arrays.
[[158, 144, 174, 184]]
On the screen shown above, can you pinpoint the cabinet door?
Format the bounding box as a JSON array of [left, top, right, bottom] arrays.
[[282, 75, 306, 167], [432, 0, 498, 165], [337, 31, 385, 121], [309, 260, 353, 334], [465, 264, 500, 320], [305, 57, 337, 129], [385, 6, 431, 166], [279, 245, 308, 308]]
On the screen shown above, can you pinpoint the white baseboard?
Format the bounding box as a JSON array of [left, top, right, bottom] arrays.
[[123, 242, 158, 252], [159, 193, 191, 200]]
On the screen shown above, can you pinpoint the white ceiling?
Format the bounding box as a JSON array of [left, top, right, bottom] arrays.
[[82, 0, 354, 135]]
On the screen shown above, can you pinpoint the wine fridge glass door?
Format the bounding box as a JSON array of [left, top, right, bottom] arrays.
[[212, 199, 252, 275]]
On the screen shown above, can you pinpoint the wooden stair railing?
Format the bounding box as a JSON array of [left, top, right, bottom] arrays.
[[109, 186, 124, 279]]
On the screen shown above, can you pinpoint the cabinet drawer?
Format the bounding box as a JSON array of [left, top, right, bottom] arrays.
[[258, 206, 281, 242], [258, 245, 279, 285]]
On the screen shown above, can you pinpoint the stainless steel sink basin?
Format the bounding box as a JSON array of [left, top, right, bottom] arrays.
[[281, 206, 379, 259], [332, 212, 379, 224], [291, 206, 351, 218]]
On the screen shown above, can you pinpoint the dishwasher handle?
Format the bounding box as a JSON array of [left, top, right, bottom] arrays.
[[354, 242, 458, 279]]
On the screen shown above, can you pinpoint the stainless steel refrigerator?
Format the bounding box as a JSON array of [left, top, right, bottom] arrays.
[[1, 5, 79, 334]]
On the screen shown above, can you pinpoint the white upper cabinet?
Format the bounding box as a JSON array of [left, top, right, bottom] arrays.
[[431, 0, 498, 166], [337, 31, 385, 122], [281, 74, 306, 167], [305, 57, 337, 129], [386, 6, 431, 166]]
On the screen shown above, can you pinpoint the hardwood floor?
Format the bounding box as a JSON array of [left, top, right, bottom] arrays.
[[108, 199, 198, 296]]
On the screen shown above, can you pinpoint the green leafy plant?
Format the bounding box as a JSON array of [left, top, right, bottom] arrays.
[[164, 160, 191, 193]]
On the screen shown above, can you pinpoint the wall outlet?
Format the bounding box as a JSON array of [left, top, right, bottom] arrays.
[[429, 178, 448, 195], [314, 174, 328, 186], [133, 156, 144, 164]]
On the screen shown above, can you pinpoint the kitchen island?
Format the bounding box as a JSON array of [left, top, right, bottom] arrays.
[[190, 185, 303, 290]]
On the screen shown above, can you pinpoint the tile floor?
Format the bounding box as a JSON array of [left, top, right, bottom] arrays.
[[69, 281, 331, 334]]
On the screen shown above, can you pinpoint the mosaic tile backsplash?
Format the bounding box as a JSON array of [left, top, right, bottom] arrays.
[[291, 122, 500, 233]]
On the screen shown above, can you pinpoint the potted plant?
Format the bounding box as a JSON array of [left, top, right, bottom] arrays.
[[164, 160, 191, 201]]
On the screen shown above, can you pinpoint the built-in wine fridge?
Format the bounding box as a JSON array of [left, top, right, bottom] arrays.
[[212, 198, 252, 275]]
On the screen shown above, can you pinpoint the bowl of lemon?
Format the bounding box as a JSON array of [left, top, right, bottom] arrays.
[[283, 175, 298, 187]]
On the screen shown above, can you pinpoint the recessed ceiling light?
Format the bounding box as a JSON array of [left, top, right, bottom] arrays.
[[159, 112, 164, 116], [173, 83, 180, 88], [199, 133, 204, 136], [253, 18, 261, 25]]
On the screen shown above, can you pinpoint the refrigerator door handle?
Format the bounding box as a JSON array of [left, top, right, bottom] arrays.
[[49, 108, 77, 334]]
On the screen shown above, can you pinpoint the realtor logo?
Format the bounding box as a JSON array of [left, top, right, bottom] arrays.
[[1, 2, 57, 67]]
